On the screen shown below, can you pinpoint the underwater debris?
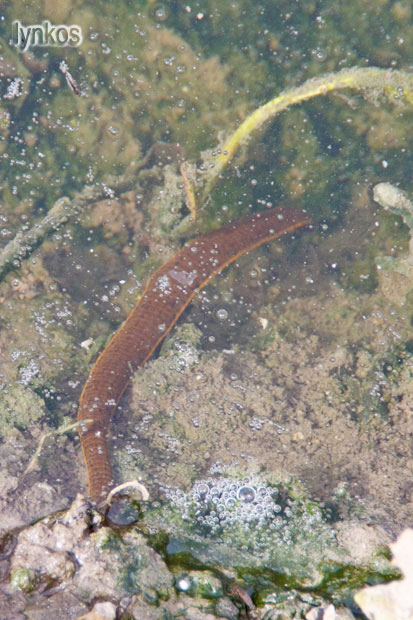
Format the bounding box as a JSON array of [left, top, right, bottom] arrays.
[[0, 177, 134, 281], [59, 60, 81, 96], [373, 181, 413, 272], [373, 182, 413, 230]]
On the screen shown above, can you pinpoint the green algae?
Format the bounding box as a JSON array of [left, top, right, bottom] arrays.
[[0, 6, 242, 213], [98, 527, 173, 601], [0, 384, 46, 438], [175, 570, 224, 599], [144, 474, 340, 581], [138, 473, 397, 611], [10, 567, 37, 593]]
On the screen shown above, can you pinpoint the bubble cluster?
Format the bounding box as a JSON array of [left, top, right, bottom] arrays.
[[170, 340, 200, 372], [150, 474, 340, 578], [164, 474, 330, 554], [187, 477, 281, 532]]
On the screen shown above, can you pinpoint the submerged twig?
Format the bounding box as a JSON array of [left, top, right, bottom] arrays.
[[180, 161, 197, 220], [3, 68, 413, 281], [0, 177, 134, 281], [0, 196, 70, 280], [0, 141, 188, 282]]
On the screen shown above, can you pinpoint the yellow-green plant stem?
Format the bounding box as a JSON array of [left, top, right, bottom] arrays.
[[198, 66, 413, 206]]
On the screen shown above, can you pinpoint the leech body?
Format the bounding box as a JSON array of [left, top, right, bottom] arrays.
[[77, 205, 312, 502]]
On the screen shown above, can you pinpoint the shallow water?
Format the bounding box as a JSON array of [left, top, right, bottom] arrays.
[[1, 1, 413, 616]]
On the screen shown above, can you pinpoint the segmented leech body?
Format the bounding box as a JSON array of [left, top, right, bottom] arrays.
[[77, 205, 312, 502]]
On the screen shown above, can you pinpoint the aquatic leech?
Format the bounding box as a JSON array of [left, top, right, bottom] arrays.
[[77, 205, 312, 502]]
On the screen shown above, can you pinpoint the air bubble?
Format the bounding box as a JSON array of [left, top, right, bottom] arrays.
[[196, 483, 209, 497], [176, 574, 192, 591], [311, 48, 326, 62], [237, 486, 256, 503], [216, 308, 228, 321], [154, 5, 168, 21]]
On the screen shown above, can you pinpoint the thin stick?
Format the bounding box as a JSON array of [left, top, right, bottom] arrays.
[[23, 419, 92, 476], [180, 162, 197, 220], [0, 177, 134, 281]]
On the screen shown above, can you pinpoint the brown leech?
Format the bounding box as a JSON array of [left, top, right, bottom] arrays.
[[77, 205, 312, 502]]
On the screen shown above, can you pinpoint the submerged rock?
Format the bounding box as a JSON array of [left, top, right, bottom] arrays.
[[6, 495, 173, 618], [0, 491, 397, 619], [143, 472, 394, 590]]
